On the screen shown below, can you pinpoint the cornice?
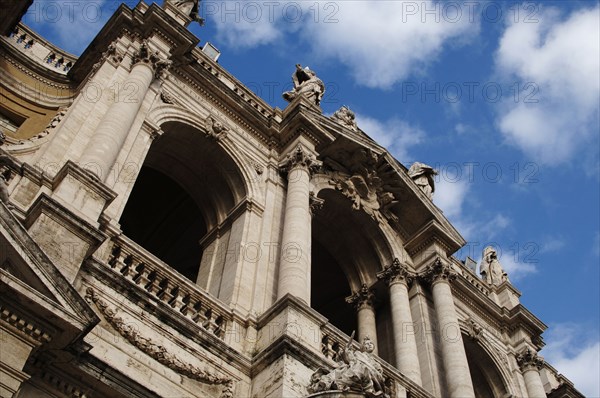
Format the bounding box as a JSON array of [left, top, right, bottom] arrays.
[[0, 303, 52, 344]]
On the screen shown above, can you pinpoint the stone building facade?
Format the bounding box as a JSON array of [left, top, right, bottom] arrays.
[[0, 1, 584, 397]]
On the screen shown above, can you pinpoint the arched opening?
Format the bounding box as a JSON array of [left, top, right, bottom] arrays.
[[119, 122, 247, 284], [311, 188, 394, 360], [463, 337, 510, 398]]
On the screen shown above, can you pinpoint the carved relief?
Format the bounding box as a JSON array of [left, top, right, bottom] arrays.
[[205, 116, 229, 141], [345, 284, 376, 311], [465, 317, 484, 341], [165, 0, 205, 24], [331, 105, 357, 131], [85, 288, 234, 398], [325, 148, 399, 224], [376, 258, 414, 286], [309, 191, 325, 216]]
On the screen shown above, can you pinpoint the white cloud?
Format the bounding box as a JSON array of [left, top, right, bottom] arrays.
[[209, 1, 478, 88], [541, 236, 566, 254], [494, 252, 537, 281], [494, 6, 600, 164], [355, 115, 424, 163], [542, 323, 600, 397], [435, 178, 470, 220]]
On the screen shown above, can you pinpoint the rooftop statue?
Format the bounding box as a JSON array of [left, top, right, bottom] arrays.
[[408, 162, 437, 200], [283, 64, 325, 106], [332, 106, 358, 131], [308, 333, 389, 398], [165, 0, 204, 24], [479, 246, 509, 286]]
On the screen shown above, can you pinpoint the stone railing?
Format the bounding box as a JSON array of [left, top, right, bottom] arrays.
[[104, 234, 232, 339], [450, 257, 491, 297]]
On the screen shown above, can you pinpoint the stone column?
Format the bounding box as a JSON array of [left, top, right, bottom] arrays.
[[423, 258, 475, 398], [377, 259, 422, 384], [78, 41, 171, 182], [517, 348, 547, 398], [276, 144, 321, 304], [346, 284, 379, 355]]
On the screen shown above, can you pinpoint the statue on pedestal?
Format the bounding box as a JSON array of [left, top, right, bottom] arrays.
[[408, 162, 437, 200], [308, 333, 389, 398], [165, 0, 204, 24], [283, 64, 325, 106], [479, 246, 509, 286]]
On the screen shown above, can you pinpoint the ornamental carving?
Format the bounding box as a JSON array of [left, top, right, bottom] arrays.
[[420, 258, 457, 285], [331, 106, 358, 131], [465, 317, 484, 341], [516, 347, 544, 372], [346, 284, 376, 310], [165, 0, 205, 25], [85, 288, 234, 398], [376, 258, 414, 286], [279, 144, 322, 175], [132, 40, 172, 80], [205, 116, 229, 141], [325, 148, 399, 225], [309, 191, 325, 216]]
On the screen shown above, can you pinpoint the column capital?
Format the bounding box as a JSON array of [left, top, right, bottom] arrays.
[[420, 257, 457, 286], [279, 144, 322, 176], [517, 347, 545, 372], [132, 40, 172, 80], [346, 284, 376, 310], [377, 258, 414, 286]]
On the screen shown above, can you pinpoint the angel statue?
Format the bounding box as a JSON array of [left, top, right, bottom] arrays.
[[307, 332, 389, 398], [282, 64, 325, 106], [408, 162, 437, 200]]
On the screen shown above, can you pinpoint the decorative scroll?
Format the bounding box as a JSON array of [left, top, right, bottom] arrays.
[[85, 288, 234, 398]]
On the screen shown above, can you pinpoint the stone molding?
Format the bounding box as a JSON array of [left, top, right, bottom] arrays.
[[376, 258, 414, 286], [85, 288, 234, 398], [345, 284, 376, 311], [0, 304, 52, 344], [517, 347, 545, 372]]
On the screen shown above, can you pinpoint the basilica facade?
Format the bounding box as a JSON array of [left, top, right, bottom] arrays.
[[0, 1, 583, 397]]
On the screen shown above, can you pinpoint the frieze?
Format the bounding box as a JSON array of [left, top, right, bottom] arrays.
[[85, 288, 234, 398]]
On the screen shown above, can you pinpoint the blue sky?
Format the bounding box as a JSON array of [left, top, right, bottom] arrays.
[[23, 0, 600, 395]]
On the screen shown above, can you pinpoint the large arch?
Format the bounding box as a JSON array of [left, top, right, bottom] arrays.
[[463, 336, 512, 398], [119, 121, 248, 284], [311, 187, 395, 360]]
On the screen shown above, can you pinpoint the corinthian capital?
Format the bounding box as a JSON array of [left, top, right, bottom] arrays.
[[279, 144, 322, 175], [517, 348, 545, 371], [132, 40, 172, 79], [420, 258, 457, 285], [376, 258, 414, 286], [345, 284, 376, 310]]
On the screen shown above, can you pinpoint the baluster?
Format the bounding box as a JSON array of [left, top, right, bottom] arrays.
[[157, 279, 174, 304], [321, 335, 334, 359], [120, 254, 134, 278], [133, 263, 150, 286], [145, 271, 160, 295], [169, 286, 185, 311], [180, 294, 192, 316], [214, 315, 225, 338], [202, 308, 213, 332], [191, 301, 205, 324], [107, 245, 122, 269]]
